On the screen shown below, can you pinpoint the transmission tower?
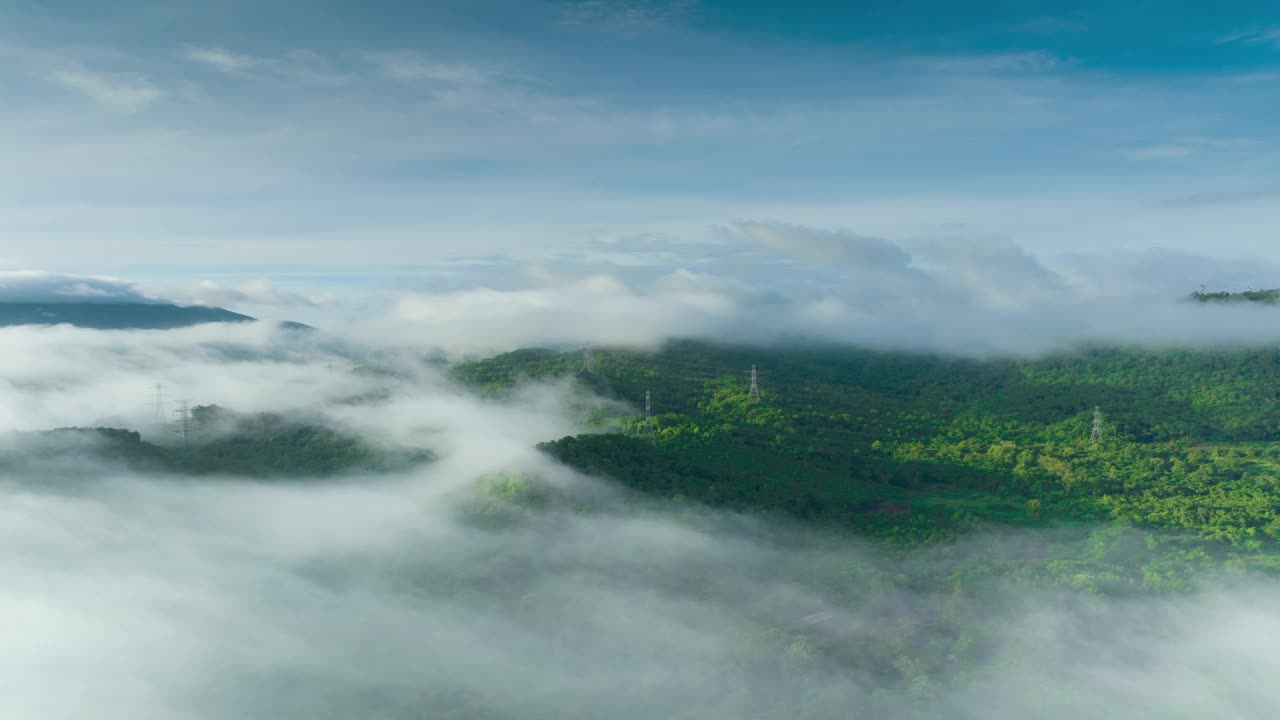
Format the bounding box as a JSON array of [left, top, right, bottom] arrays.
[[152, 383, 167, 424], [174, 400, 193, 446], [1091, 405, 1103, 441], [644, 390, 653, 434], [749, 364, 761, 402], [582, 349, 595, 373]]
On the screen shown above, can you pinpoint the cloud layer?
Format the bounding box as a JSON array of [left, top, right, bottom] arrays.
[[0, 271, 159, 304], [1, 314, 1279, 718], [359, 222, 1280, 356]]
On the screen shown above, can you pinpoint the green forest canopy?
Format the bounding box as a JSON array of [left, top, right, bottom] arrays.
[[456, 340, 1280, 560]]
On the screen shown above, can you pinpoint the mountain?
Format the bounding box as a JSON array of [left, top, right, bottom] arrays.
[[0, 301, 255, 329]]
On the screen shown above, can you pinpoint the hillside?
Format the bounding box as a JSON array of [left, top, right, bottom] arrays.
[[456, 341, 1280, 562], [0, 407, 431, 478], [1190, 288, 1280, 304], [0, 301, 254, 329]]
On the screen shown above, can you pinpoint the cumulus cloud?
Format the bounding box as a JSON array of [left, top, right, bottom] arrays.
[[0, 271, 160, 304], [378, 272, 740, 353], [361, 222, 1280, 357], [182, 279, 335, 309]]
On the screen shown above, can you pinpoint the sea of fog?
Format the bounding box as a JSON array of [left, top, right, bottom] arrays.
[[2, 324, 1279, 719]]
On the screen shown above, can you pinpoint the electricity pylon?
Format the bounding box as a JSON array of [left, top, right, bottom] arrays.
[[175, 400, 193, 446], [153, 384, 167, 424]]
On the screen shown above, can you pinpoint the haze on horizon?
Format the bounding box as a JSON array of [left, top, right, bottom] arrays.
[[2, 0, 1280, 346]]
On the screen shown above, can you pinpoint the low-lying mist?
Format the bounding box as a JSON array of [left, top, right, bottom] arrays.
[[5, 460, 1280, 719], [3, 323, 1280, 719]]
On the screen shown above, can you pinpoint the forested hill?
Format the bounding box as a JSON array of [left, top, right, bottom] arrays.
[[455, 341, 1280, 556], [1190, 288, 1280, 304], [0, 407, 430, 477], [0, 301, 253, 329]]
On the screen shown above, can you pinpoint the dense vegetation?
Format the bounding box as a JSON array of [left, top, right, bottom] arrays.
[[457, 341, 1280, 573], [1189, 288, 1280, 304]]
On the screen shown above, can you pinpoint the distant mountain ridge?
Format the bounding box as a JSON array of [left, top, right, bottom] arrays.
[[0, 301, 254, 329], [1189, 288, 1280, 304]]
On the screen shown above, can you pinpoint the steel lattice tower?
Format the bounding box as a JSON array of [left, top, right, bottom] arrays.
[[749, 365, 761, 402], [175, 400, 193, 446], [153, 383, 167, 424]]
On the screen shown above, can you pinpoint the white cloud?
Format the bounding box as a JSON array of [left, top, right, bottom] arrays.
[[50, 68, 160, 111], [180, 45, 348, 87], [353, 223, 1280, 357], [378, 271, 739, 353], [181, 279, 335, 309], [366, 51, 487, 84], [1124, 136, 1256, 161], [0, 271, 160, 304], [183, 45, 262, 74], [1218, 27, 1280, 48], [558, 0, 699, 31], [911, 51, 1068, 74], [729, 221, 914, 270]]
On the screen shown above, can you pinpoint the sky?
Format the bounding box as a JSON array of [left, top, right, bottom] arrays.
[[2, 0, 1280, 341]]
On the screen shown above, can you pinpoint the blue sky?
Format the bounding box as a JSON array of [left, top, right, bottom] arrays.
[[1, 0, 1279, 303]]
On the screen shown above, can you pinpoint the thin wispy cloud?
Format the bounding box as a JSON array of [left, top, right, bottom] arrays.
[[1012, 16, 1090, 34], [183, 45, 262, 74], [1123, 136, 1256, 162], [180, 45, 348, 87], [49, 68, 160, 111], [1218, 27, 1280, 48], [911, 51, 1069, 74], [557, 0, 699, 31], [366, 51, 488, 85]]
